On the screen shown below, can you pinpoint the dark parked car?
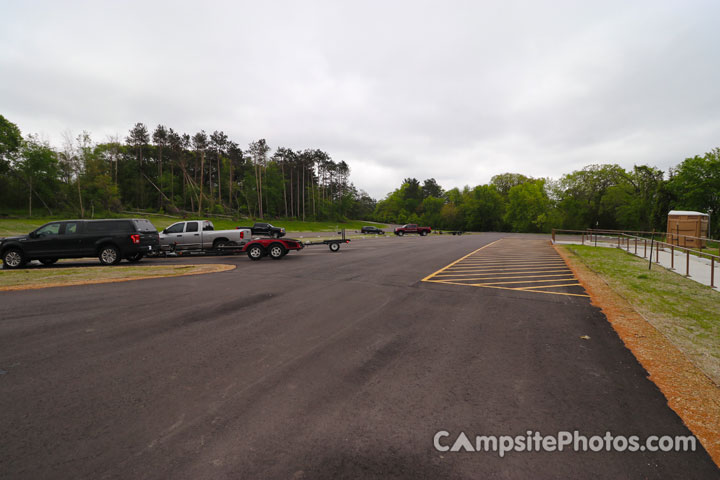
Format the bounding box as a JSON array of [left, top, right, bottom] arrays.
[[237, 222, 286, 238], [360, 226, 385, 234], [0, 219, 160, 269]]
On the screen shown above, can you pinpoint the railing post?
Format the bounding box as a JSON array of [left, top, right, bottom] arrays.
[[552, 229, 555, 243], [644, 239, 647, 258], [648, 234, 654, 270], [712, 258, 715, 288], [686, 250, 690, 276], [671, 245, 674, 269], [582, 231, 585, 245], [634, 238, 637, 255], [656, 242, 660, 262]]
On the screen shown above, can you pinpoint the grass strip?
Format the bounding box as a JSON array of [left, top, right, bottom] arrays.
[[0, 263, 235, 291]]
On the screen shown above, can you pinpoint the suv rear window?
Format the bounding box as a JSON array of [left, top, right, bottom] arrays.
[[86, 221, 134, 233], [132, 219, 158, 232]]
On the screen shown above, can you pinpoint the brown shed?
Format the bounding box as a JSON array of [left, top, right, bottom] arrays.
[[666, 210, 709, 248]]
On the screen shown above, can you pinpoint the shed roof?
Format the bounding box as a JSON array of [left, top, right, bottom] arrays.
[[667, 210, 709, 217]]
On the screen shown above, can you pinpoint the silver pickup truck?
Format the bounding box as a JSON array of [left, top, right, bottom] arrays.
[[159, 220, 251, 251]]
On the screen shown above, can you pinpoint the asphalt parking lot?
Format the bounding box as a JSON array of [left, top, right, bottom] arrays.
[[0, 233, 717, 479]]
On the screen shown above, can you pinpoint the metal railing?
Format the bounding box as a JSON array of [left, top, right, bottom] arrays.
[[552, 228, 719, 288]]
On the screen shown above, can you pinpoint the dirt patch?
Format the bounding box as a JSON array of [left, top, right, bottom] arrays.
[[555, 245, 720, 467], [0, 264, 236, 291]]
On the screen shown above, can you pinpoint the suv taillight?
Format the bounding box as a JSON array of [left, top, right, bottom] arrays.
[[240, 231, 244, 239], [130, 234, 140, 244]]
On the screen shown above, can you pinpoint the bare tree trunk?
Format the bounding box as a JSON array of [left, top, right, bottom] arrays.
[[77, 178, 84, 218], [217, 155, 222, 205], [282, 162, 287, 217], [289, 166, 294, 218], [198, 151, 204, 215], [302, 164, 305, 221], [311, 175, 315, 218], [158, 146, 163, 209], [228, 161, 233, 210], [263, 166, 269, 218]]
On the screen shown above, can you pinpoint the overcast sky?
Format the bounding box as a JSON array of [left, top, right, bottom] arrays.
[[2, 0, 719, 199]]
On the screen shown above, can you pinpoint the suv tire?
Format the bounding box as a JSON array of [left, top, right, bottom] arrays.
[[2, 248, 26, 269], [99, 245, 121, 266]]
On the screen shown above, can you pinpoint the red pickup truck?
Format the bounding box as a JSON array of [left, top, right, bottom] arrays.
[[394, 224, 432, 236]]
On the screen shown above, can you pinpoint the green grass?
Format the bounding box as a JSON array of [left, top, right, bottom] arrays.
[[561, 244, 720, 384], [0, 263, 219, 289], [0, 216, 387, 236]]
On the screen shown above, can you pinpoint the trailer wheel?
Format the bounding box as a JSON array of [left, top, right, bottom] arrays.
[[126, 253, 143, 262], [247, 245, 264, 260], [420, 231, 427, 236], [268, 243, 286, 259], [329, 242, 340, 252]]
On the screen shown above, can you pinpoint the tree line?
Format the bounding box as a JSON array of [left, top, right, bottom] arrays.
[[0, 115, 376, 221], [372, 152, 720, 237]]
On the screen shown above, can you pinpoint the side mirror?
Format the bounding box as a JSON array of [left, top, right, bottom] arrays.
[[29, 231, 38, 239], [162, 229, 167, 234]]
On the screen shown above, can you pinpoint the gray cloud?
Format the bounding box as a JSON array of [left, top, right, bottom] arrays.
[[2, 0, 719, 199]]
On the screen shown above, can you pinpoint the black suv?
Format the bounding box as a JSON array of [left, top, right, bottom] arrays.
[[0, 219, 160, 269], [360, 226, 385, 234]]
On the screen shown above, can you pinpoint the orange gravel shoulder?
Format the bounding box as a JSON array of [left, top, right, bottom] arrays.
[[556, 245, 720, 467], [0, 264, 235, 291]]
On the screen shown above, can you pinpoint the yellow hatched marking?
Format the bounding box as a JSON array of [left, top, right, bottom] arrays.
[[422, 238, 589, 297], [420, 240, 500, 282], [423, 279, 590, 298]]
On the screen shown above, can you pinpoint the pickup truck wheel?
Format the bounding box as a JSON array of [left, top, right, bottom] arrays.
[[420, 231, 427, 236], [40, 258, 58, 266], [397, 231, 404, 236], [126, 253, 143, 263], [213, 239, 228, 251], [247, 245, 264, 260], [269, 243, 285, 259], [2, 248, 27, 269], [98, 245, 121, 266], [329, 242, 340, 252]]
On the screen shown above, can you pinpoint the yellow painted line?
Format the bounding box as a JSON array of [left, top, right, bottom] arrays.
[[522, 283, 582, 289], [423, 279, 590, 297], [440, 266, 571, 273], [435, 271, 572, 278], [451, 260, 567, 266], [433, 273, 575, 280], [420, 240, 501, 282], [444, 263, 563, 269], [472, 277, 576, 286], [462, 253, 559, 260], [434, 273, 578, 280]]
